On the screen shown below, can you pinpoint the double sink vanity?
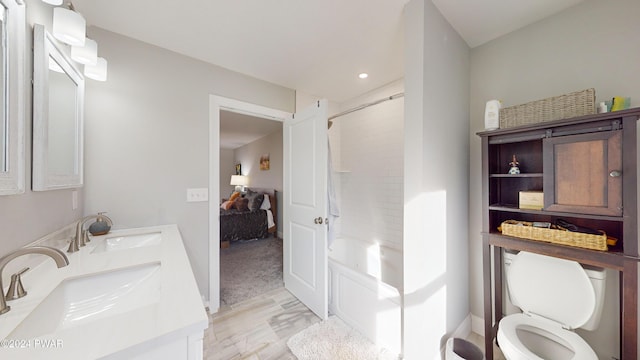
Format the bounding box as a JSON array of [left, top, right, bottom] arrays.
[[0, 3, 207, 358], [0, 224, 208, 360]]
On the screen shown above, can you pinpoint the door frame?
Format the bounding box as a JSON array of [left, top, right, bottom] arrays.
[[208, 95, 290, 313]]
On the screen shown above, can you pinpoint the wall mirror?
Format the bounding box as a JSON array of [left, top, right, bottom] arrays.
[[0, 0, 26, 195], [33, 23, 84, 191]]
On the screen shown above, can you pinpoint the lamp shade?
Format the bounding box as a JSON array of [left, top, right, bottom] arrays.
[[71, 38, 98, 65], [230, 175, 248, 186], [84, 57, 108, 81], [52, 7, 86, 46], [41, 0, 64, 5]]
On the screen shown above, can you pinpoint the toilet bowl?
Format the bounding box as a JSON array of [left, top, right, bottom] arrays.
[[498, 314, 596, 359], [498, 251, 605, 360]]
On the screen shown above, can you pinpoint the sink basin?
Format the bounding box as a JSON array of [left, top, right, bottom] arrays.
[[9, 262, 161, 338], [91, 232, 162, 253]]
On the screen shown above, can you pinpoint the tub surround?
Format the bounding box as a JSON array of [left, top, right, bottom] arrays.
[[0, 224, 208, 360], [328, 237, 402, 355]]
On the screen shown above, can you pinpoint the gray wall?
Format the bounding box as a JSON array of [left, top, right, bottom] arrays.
[[234, 129, 284, 234], [219, 148, 235, 198], [0, 0, 83, 257], [468, 0, 640, 358], [83, 27, 295, 299], [234, 129, 283, 193], [403, 0, 470, 357]]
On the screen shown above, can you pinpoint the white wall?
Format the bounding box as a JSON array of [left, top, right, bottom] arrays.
[[0, 0, 84, 258], [468, 0, 640, 357], [403, 0, 470, 358], [219, 149, 235, 198], [334, 80, 404, 251], [83, 27, 295, 299]]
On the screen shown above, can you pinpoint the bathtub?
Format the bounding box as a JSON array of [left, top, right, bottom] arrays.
[[328, 237, 402, 355]]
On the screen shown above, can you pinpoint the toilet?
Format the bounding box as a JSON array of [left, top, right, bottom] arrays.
[[497, 251, 606, 360]]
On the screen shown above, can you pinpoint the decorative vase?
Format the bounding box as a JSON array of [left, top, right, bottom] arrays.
[[89, 213, 112, 236]]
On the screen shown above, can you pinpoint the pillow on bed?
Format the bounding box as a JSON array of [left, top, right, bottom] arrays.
[[220, 200, 235, 210], [260, 194, 271, 210], [246, 192, 264, 211], [229, 191, 241, 202], [234, 198, 249, 211]]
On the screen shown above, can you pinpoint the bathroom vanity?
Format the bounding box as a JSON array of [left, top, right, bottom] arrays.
[[0, 224, 208, 360], [477, 108, 640, 360]]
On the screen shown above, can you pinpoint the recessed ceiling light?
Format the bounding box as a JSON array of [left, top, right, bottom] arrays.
[[358, 73, 368, 79]]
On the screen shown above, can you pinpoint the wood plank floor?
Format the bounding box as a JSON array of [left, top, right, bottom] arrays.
[[205, 286, 504, 360], [205, 287, 321, 359]]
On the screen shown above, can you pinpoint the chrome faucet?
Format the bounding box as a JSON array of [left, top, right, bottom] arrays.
[[68, 213, 113, 253], [0, 246, 69, 315]]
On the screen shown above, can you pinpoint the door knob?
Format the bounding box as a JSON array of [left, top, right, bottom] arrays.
[[314, 217, 323, 224], [609, 170, 622, 177]]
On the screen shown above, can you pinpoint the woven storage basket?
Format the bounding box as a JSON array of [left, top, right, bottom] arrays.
[[499, 88, 596, 128], [500, 220, 608, 251]]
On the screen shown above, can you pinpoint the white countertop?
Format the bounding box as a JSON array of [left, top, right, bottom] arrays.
[[0, 224, 208, 359]]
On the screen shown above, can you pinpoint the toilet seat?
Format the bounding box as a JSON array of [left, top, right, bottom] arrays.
[[498, 314, 597, 360]]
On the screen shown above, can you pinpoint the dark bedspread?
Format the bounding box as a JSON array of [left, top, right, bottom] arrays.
[[220, 209, 269, 243]]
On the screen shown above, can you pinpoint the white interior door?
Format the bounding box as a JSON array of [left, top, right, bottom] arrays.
[[283, 100, 328, 320]]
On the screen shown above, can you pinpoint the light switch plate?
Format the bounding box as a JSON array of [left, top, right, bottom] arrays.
[[187, 188, 208, 202]]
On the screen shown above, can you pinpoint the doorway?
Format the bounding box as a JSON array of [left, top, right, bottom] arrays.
[[218, 110, 283, 306], [208, 95, 290, 313]]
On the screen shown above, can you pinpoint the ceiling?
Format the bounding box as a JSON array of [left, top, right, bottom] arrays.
[[219, 111, 282, 150], [72, 0, 584, 103]]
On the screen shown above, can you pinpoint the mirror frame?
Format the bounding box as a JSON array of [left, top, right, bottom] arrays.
[[0, 0, 26, 195], [32, 23, 84, 191]]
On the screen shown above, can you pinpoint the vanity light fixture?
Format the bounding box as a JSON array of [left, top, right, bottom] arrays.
[[358, 73, 368, 79], [52, 5, 85, 46], [84, 57, 107, 81], [71, 38, 97, 65]]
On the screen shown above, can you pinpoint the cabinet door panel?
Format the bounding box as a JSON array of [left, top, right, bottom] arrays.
[[544, 130, 622, 216]]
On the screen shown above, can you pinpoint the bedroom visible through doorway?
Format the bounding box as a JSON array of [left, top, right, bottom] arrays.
[[210, 97, 288, 311]]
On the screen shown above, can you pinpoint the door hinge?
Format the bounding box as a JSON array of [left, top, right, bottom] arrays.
[[317, 100, 320, 108]]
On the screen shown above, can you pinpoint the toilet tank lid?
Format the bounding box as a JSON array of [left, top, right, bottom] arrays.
[[507, 252, 596, 329]]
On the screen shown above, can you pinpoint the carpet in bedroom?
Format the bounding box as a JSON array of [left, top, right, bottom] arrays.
[[220, 236, 283, 306]]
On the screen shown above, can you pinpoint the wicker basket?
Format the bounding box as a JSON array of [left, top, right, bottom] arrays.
[[499, 88, 596, 128], [500, 220, 608, 251]]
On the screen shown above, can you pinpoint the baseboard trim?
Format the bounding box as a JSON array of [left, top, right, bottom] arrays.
[[438, 313, 472, 359], [471, 314, 484, 337], [452, 313, 472, 339]]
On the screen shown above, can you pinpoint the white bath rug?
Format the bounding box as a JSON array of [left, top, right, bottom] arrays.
[[287, 316, 398, 360]]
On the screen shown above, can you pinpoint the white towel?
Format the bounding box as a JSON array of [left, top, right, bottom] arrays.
[[266, 209, 275, 229]]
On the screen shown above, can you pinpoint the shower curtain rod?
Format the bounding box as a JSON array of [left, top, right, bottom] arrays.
[[328, 92, 405, 121]]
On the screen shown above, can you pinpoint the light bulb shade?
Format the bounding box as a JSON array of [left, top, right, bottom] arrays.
[[71, 38, 98, 65], [52, 7, 86, 46], [230, 175, 248, 186], [41, 0, 64, 5], [84, 57, 107, 81]]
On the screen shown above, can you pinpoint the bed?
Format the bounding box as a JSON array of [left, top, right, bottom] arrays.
[[219, 188, 277, 248]]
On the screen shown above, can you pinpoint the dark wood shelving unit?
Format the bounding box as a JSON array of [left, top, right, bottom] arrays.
[[490, 173, 543, 178], [477, 108, 640, 360]]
